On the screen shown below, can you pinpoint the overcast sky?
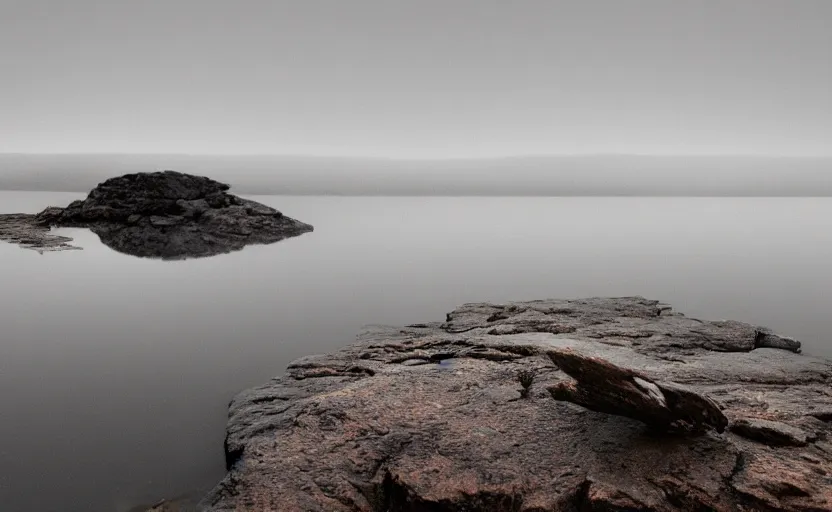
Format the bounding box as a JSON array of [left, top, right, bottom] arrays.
[[1, 1, 830, 157]]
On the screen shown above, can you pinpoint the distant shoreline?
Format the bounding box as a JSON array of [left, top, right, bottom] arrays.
[[2, 153, 831, 196]]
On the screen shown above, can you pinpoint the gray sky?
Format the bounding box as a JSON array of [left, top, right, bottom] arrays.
[[1, 0, 830, 157]]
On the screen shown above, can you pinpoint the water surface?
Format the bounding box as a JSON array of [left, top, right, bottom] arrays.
[[1, 192, 831, 511]]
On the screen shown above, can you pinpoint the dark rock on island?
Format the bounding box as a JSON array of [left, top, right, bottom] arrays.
[[200, 297, 832, 512], [0, 170, 313, 259]]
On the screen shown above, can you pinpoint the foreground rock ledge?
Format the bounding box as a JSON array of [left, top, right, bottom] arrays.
[[202, 297, 832, 512], [0, 171, 313, 259]]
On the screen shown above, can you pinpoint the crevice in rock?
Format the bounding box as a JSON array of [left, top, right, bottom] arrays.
[[487, 312, 511, 323], [462, 350, 521, 362], [487, 323, 577, 335], [558, 478, 593, 512], [583, 331, 655, 339], [809, 411, 832, 422], [647, 478, 715, 511], [545, 307, 577, 315], [290, 365, 376, 380], [223, 434, 244, 471], [428, 353, 457, 362], [249, 395, 292, 405], [725, 452, 793, 512], [494, 345, 540, 356], [729, 451, 746, 483], [373, 471, 525, 512], [443, 326, 481, 334]]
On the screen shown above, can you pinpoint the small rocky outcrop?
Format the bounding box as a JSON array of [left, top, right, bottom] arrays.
[[0, 171, 313, 259], [200, 297, 832, 512]]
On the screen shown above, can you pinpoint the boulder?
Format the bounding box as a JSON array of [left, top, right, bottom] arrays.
[[547, 348, 728, 434]]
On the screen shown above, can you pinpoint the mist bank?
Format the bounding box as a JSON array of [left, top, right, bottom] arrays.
[[1, 154, 831, 196]]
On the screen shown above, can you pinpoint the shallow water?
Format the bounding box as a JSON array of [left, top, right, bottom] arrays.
[[1, 192, 831, 511]]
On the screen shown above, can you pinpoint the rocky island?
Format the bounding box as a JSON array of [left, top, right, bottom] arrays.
[[196, 296, 831, 511], [0, 171, 313, 259]]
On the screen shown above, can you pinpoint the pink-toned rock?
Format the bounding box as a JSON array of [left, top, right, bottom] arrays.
[[547, 349, 728, 434], [200, 297, 832, 511]]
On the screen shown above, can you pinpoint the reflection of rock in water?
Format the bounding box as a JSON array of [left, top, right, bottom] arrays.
[[1, 170, 313, 259], [0, 213, 82, 253]]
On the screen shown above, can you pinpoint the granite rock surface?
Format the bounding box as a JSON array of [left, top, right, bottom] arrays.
[[201, 297, 832, 511]]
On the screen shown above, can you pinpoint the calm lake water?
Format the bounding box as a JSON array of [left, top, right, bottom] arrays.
[[1, 192, 832, 511]]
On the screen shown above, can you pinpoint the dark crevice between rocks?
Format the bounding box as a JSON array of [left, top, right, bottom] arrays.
[[809, 411, 832, 422], [729, 451, 746, 484], [545, 307, 577, 316], [647, 478, 715, 511], [372, 471, 526, 512], [428, 353, 457, 362], [656, 304, 673, 316], [389, 344, 539, 366], [562, 478, 592, 512], [584, 332, 655, 340], [487, 324, 577, 336], [443, 326, 481, 334], [290, 366, 376, 380], [725, 452, 798, 512], [495, 345, 540, 357], [753, 330, 766, 350], [248, 395, 292, 405], [487, 312, 511, 323], [723, 452, 754, 509], [462, 350, 521, 362], [223, 435, 244, 471]]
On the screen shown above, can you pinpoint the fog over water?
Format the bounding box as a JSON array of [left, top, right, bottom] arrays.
[[1, 154, 832, 196]]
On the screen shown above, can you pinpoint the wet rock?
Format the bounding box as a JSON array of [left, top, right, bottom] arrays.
[[200, 297, 832, 512], [1, 170, 313, 259]]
